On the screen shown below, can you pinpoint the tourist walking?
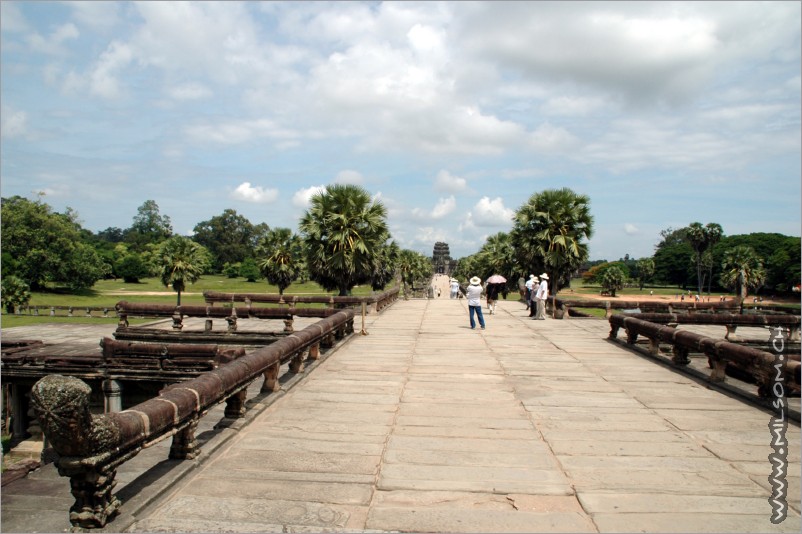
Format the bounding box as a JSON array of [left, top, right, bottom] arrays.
[[449, 278, 460, 299], [466, 276, 486, 330], [485, 274, 506, 315], [486, 282, 501, 314], [535, 273, 549, 320]]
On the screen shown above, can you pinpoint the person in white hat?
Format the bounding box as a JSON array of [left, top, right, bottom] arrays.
[[524, 274, 536, 311], [449, 278, 460, 299], [527, 276, 539, 317], [534, 273, 549, 320], [466, 276, 486, 330]]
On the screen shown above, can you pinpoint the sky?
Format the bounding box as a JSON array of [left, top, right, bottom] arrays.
[[1, 1, 800, 261]]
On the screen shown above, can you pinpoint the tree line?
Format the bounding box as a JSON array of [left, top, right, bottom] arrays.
[[450, 196, 798, 300], [577, 226, 799, 299], [1, 186, 434, 310], [2, 187, 798, 312]]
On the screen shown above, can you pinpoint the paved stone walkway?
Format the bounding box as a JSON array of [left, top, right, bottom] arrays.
[[122, 295, 800, 533]]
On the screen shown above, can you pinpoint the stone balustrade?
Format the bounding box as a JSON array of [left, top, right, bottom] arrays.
[[15, 305, 114, 318], [608, 314, 801, 399], [621, 312, 801, 342], [29, 309, 355, 530], [555, 297, 740, 318], [202, 287, 400, 314]]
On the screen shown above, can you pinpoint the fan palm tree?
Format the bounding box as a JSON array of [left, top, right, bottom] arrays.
[[511, 188, 594, 294], [158, 236, 210, 305], [299, 184, 390, 296], [720, 246, 766, 300], [370, 240, 400, 291], [476, 232, 516, 295], [396, 248, 432, 298], [686, 222, 723, 296], [256, 228, 304, 295]]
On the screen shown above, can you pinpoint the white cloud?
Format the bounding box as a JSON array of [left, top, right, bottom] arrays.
[[231, 182, 278, 203], [434, 170, 467, 193], [90, 41, 133, 98], [469, 197, 515, 227], [27, 23, 79, 55], [431, 196, 456, 219], [500, 168, 544, 180], [0, 2, 29, 33], [542, 95, 607, 116], [185, 118, 298, 145], [292, 185, 327, 208], [0, 106, 28, 138], [335, 170, 364, 185], [412, 195, 456, 220], [624, 223, 639, 235], [529, 123, 580, 152], [66, 1, 122, 32], [167, 82, 212, 101]]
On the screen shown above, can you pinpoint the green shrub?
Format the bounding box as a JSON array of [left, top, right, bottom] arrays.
[[1, 276, 31, 313]]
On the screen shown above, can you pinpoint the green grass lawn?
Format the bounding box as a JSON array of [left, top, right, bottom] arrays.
[[2, 276, 394, 328]]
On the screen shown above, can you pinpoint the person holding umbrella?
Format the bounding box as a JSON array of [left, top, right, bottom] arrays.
[[485, 274, 506, 315]]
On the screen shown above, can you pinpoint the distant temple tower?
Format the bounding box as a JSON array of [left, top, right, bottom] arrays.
[[432, 242, 457, 275]]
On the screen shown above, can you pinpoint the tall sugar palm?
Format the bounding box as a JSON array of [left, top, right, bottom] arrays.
[[370, 240, 400, 291], [476, 232, 516, 292], [256, 227, 304, 295], [396, 248, 432, 298], [158, 236, 210, 305], [720, 245, 766, 300], [686, 222, 723, 296], [510, 188, 593, 294], [299, 184, 390, 296]]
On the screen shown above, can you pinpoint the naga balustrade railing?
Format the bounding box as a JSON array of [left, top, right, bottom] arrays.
[[15, 305, 115, 318], [555, 297, 740, 319], [202, 287, 400, 314], [619, 312, 801, 342], [608, 314, 801, 399], [115, 301, 340, 339], [29, 309, 355, 530]]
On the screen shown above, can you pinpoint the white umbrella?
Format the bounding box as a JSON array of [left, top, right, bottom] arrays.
[[486, 274, 507, 284]]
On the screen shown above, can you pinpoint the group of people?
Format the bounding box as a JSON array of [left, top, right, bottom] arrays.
[[449, 272, 550, 330], [524, 273, 549, 320]]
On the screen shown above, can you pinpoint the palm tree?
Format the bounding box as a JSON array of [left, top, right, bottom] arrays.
[[299, 184, 390, 296], [158, 236, 210, 305], [510, 188, 594, 295], [685, 222, 723, 296], [256, 228, 304, 295], [635, 257, 655, 291], [370, 240, 400, 291], [477, 232, 513, 274], [720, 246, 766, 300], [601, 266, 625, 297], [396, 249, 432, 298]]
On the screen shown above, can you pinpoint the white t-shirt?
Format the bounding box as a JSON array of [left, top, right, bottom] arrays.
[[466, 284, 483, 306], [535, 280, 549, 300], [525, 279, 535, 291]]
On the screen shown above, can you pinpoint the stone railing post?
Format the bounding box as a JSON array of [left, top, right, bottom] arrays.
[[261, 362, 281, 393], [169, 419, 200, 460], [29, 375, 123, 529], [102, 379, 123, 413]]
